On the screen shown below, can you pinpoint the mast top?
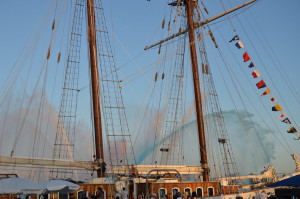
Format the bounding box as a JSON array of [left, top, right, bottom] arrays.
[[144, 0, 257, 51]]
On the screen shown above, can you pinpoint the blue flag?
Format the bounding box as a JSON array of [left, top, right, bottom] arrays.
[[248, 62, 255, 68], [229, 35, 239, 42]]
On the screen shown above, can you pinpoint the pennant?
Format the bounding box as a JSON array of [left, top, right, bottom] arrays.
[[270, 95, 276, 103], [229, 35, 239, 42], [261, 88, 271, 96], [282, 118, 291, 124], [252, 69, 261, 78], [275, 112, 286, 119], [287, 127, 298, 134], [256, 80, 266, 89], [243, 52, 251, 62], [248, 62, 255, 68], [235, 41, 245, 49], [272, 104, 282, 111]]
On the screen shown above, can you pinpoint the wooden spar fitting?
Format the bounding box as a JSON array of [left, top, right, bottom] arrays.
[[144, 0, 257, 50], [87, 0, 105, 178], [185, 0, 209, 181]]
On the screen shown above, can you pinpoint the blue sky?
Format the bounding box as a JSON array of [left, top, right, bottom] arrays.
[[0, 0, 300, 176]]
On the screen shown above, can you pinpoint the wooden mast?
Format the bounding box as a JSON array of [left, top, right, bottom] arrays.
[[185, 0, 209, 181], [87, 0, 105, 178]]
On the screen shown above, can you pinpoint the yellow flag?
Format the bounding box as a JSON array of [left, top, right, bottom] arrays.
[[272, 104, 282, 111]]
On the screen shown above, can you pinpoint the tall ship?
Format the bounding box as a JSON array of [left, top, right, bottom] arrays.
[[0, 0, 299, 199]]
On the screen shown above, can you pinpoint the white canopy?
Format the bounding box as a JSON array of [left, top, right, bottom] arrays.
[[0, 178, 44, 195], [39, 180, 80, 194]]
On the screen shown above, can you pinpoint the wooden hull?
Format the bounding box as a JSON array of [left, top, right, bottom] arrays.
[[73, 180, 237, 199]]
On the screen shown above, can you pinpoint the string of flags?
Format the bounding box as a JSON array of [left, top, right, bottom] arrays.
[[229, 35, 299, 139]]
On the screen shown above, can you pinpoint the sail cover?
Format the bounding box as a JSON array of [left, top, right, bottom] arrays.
[[0, 155, 95, 170]]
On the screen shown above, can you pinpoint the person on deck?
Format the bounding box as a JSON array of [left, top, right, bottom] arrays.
[[130, 165, 139, 177], [175, 192, 182, 199], [257, 190, 268, 199], [96, 187, 104, 199], [121, 187, 128, 199], [137, 193, 144, 199]]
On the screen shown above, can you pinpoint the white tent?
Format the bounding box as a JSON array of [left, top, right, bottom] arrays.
[[0, 178, 44, 195], [39, 179, 80, 194]]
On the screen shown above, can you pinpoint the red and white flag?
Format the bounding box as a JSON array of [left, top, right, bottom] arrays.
[[252, 69, 261, 78]]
